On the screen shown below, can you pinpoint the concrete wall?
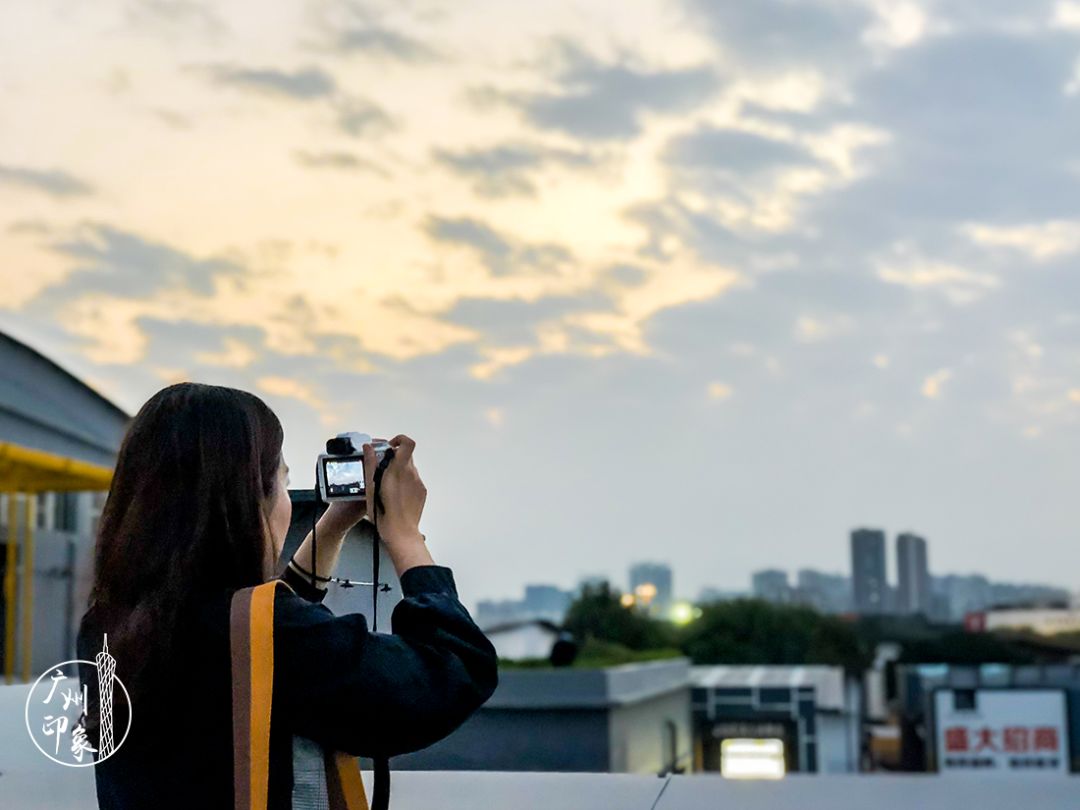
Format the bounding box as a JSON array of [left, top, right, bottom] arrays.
[[393, 706, 611, 771], [489, 624, 557, 660], [1, 521, 94, 678], [608, 687, 692, 773], [393, 661, 693, 774]]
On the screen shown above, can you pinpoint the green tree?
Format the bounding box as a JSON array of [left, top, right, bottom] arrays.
[[679, 599, 869, 672], [563, 582, 674, 651]]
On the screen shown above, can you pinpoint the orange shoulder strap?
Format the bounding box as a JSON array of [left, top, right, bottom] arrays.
[[230, 579, 370, 810]]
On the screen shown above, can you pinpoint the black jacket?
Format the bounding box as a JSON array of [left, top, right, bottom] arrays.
[[76, 563, 498, 809]]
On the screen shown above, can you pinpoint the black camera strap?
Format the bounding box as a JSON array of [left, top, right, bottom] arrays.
[[309, 447, 396, 810], [369, 449, 394, 810]]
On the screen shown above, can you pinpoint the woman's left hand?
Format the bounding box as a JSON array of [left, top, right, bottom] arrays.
[[321, 499, 368, 536]]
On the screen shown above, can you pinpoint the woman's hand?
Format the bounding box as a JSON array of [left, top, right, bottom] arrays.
[[363, 434, 427, 547], [363, 434, 434, 576], [320, 499, 368, 537], [320, 437, 388, 536]]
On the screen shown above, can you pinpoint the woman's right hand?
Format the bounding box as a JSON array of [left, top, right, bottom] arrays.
[[363, 434, 427, 548]]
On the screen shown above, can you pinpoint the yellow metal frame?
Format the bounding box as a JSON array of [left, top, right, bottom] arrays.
[[0, 442, 113, 493], [4, 495, 17, 684], [1, 441, 112, 682]]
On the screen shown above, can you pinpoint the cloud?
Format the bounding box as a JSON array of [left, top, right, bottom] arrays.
[[658, 123, 887, 233], [794, 314, 855, 343], [194, 337, 257, 368], [124, 0, 228, 39], [707, 381, 733, 400], [922, 368, 954, 399], [665, 126, 818, 177], [293, 150, 390, 176], [819, 31, 1080, 234], [444, 292, 612, 346], [133, 319, 265, 369], [682, 0, 876, 69], [486, 40, 718, 140], [37, 223, 242, 303], [483, 406, 505, 427], [963, 220, 1080, 260], [256, 375, 339, 425], [1054, 1, 1080, 29], [199, 64, 336, 100], [875, 249, 1000, 305], [0, 164, 94, 197], [424, 215, 574, 277], [433, 142, 598, 197], [334, 96, 396, 137], [332, 24, 441, 63]]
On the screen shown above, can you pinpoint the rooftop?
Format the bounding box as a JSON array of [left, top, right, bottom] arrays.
[[691, 665, 848, 711], [3, 685, 1077, 809]]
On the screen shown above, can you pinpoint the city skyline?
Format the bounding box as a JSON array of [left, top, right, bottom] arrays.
[[473, 545, 1074, 619], [6, 1, 1080, 604]]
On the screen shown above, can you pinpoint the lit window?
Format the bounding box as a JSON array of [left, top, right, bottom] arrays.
[[721, 738, 786, 780]]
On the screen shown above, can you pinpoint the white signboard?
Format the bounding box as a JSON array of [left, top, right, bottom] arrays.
[[934, 689, 1069, 775]]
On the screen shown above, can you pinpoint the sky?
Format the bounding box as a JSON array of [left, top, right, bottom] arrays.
[[3, 0, 1080, 605]]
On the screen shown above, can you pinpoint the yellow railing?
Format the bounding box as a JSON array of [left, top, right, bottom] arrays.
[[0, 442, 114, 492]]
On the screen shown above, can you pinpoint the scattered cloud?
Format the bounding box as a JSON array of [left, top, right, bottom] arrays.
[[424, 215, 574, 277], [963, 220, 1080, 261], [293, 150, 390, 176], [485, 40, 718, 140], [34, 223, 241, 304], [124, 0, 228, 40], [256, 375, 339, 425], [334, 96, 396, 137], [707, 381, 733, 400], [922, 368, 954, 399], [794, 314, 855, 343], [433, 142, 598, 197], [194, 337, 257, 368], [332, 24, 441, 63], [0, 165, 94, 198], [876, 253, 999, 305], [199, 64, 336, 100]]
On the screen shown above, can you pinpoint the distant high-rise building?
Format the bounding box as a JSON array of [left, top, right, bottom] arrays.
[[934, 574, 991, 621], [795, 569, 852, 614], [932, 574, 1070, 622], [751, 569, 791, 604], [851, 528, 888, 614], [475, 584, 574, 629], [523, 584, 573, 620], [896, 533, 931, 615], [629, 562, 673, 613]]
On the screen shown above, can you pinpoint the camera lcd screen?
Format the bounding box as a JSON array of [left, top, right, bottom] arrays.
[[324, 457, 364, 497]]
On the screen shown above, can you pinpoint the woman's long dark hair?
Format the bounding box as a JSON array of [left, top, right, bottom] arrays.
[[84, 382, 284, 733]]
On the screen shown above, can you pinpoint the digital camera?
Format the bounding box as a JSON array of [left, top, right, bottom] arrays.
[[316, 432, 390, 502]]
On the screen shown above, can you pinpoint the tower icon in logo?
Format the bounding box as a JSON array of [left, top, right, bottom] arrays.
[[95, 634, 116, 759]]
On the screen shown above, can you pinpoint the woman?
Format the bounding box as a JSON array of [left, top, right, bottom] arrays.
[[76, 382, 498, 809]]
